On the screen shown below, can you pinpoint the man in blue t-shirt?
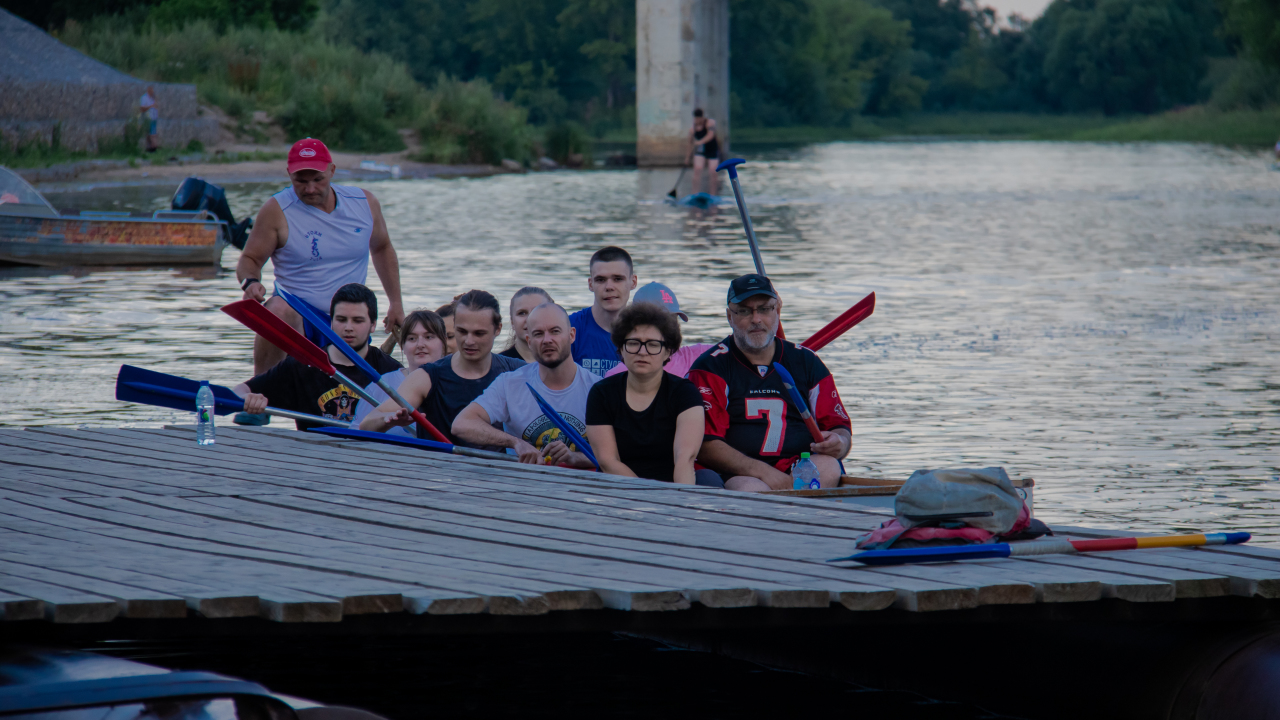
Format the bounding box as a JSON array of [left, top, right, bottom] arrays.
[[569, 245, 636, 377]]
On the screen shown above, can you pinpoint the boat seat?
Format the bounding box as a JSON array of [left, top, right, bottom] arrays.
[[0, 203, 58, 218]]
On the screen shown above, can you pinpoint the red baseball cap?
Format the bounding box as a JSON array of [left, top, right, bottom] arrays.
[[287, 138, 333, 175]]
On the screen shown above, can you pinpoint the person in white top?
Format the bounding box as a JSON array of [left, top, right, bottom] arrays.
[[452, 302, 599, 468], [236, 138, 405, 369], [138, 86, 158, 152]]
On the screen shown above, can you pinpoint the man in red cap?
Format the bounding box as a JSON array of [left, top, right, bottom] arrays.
[[233, 137, 405, 425]]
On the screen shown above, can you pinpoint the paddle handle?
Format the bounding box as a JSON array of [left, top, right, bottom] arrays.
[[525, 382, 601, 470], [377, 377, 451, 444]]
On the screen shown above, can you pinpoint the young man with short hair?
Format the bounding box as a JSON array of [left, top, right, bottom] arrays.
[[688, 274, 852, 492], [360, 289, 525, 446], [569, 246, 636, 377], [235, 283, 402, 430], [453, 302, 599, 468]]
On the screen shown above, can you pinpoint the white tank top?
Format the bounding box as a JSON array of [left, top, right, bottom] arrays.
[[271, 184, 374, 311]]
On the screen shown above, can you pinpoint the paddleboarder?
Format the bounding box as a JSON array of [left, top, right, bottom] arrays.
[[569, 246, 636, 377], [235, 283, 402, 430], [685, 109, 720, 196], [234, 137, 405, 424], [452, 302, 599, 467], [688, 274, 852, 492], [359, 290, 525, 446]]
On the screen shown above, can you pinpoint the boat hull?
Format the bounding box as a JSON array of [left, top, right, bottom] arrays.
[[0, 214, 227, 266]]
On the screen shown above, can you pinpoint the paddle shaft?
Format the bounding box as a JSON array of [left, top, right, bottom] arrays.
[[771, 363, 825, 443], [842, 532, 1251, 566], [725, 171, 767, 277], [121, 379, 350, 428], [718, 159, 784, 338], [309, 427, 517, 462], [525, 382, 600, 469], [667, 166, 688, 197], [378, 377, 451, 444]]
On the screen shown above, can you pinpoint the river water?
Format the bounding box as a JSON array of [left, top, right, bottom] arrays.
[[3, 141, 1278, 544]]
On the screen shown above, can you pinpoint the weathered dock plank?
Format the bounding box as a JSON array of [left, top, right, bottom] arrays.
[[2, 427, 1278, 628]]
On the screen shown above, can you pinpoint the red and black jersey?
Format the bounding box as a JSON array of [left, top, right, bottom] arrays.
[[689, 335, 851, 469]]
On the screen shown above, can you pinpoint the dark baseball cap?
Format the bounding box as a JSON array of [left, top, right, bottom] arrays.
[[727, 274, 778, 305]]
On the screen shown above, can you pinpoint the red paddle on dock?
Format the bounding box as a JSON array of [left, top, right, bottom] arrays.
[[803, 292, 875, 352]]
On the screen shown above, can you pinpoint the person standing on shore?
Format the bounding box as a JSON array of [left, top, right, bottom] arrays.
[[138, 86, 159, 153], [570, 246, 636, 377], [685, 109, 720, 195], [234, 137, 406, 425]]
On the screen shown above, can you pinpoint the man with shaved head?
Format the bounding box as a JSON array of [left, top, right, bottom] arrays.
[[452, 302, 599, 467]]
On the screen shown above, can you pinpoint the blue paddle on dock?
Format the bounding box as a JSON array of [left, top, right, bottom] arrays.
[[307, 426, 517, 462], [275, 288, 451, 443], [524, 382, 600, 470], [115, 364, 350, 428]]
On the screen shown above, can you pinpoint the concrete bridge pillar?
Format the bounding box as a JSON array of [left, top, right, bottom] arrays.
[[636, 0, 729, 167]]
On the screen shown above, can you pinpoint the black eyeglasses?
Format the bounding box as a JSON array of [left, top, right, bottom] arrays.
[[623, 339, 667, 355]]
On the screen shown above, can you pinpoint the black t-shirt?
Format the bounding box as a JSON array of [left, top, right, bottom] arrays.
[[585, 371, 702, 482], [418, 353, 526, 446], [498, 346, 523, 360], [245, 347, 402, 430]]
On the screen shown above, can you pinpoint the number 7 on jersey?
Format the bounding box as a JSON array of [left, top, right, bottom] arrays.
[[745, 397, 787, 455]]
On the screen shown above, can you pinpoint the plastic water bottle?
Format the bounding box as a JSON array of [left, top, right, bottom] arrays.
[[792, 452, 820, 490], [195, 380, 216, 446]]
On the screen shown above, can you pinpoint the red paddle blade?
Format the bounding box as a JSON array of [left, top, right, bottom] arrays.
[[804, 292, 875, 352], [221, 299, 336, 375]]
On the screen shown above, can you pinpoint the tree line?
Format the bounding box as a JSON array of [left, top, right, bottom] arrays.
[[7, 0, 1280, 130]]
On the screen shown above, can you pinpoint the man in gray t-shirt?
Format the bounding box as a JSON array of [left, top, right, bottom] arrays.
[[453, 303, 599, 467]]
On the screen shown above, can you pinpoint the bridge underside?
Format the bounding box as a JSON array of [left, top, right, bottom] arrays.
[[636, 0, 729, 167]]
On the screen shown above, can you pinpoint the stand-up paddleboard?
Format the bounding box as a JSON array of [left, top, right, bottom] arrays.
[[672, 192, 728, 208]]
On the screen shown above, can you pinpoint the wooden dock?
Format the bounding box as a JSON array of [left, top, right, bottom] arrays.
[[2, 426, 1279, 629]]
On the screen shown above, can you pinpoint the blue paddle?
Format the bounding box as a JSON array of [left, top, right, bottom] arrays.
[[308, 426, 517, 462], [116, 364, 350, 428], [523, 382, 600, 470], [276, 288, 450, 443]]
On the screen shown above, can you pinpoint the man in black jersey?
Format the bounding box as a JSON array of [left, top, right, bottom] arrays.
[[689, 274, 852, 492], [235, 283, 402, 430]]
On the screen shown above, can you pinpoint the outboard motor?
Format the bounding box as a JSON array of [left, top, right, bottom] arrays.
[[171, 177, 253, 249]]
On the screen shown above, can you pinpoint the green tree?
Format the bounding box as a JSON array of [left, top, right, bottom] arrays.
[[1219, 0, 1280, 69], [1034, 0, 1222, 114]]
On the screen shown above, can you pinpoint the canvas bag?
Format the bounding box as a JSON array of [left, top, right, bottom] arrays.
[[855, 467, 1036, 550], [895, 467, 1024, 533]]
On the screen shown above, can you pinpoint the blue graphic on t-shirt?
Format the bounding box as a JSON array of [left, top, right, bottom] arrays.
[[569, 307, 620, 377], [306, 230, 324, 260]]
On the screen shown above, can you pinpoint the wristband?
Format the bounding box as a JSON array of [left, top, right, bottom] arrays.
[[241, 277, 262, 292]]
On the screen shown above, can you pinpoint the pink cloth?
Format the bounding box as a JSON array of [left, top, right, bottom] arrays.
[[856, 502, 1032, 549], [604, 343, 713, 380]]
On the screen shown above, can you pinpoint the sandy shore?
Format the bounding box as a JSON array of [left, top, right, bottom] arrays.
[[20, 145, 514, 189]]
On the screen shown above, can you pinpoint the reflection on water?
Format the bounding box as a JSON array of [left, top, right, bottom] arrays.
[[4, 142, 1278, 542]]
